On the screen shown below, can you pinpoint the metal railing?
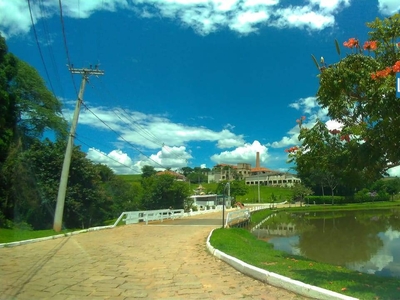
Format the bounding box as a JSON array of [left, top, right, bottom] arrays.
[[113, 209, 184, 226]]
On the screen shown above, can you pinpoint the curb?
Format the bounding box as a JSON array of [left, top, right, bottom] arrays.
[[0, 225, 114, 248], [206, 229, 359, 300]]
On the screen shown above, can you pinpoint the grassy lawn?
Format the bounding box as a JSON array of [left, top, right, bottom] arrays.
[[211, 202, 400, 299], [195, 183, 293, 203], [0, 228, 75, 244], [210, 227, 400, 300], [118, 174, 142, 183]]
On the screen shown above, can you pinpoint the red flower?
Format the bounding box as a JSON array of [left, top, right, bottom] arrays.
[[340, 135, 350, 142], [301, 116, 306, 120], [286, 146, 299, 153], [393, 61, 400, 73], [343, 38, 359, 48], [329, 129, 341, 135], [371, 67, 393, 80], [363, 40, 377, 51]]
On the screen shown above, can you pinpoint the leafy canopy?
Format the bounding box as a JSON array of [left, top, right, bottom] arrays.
[[290, 14, 400, 190]]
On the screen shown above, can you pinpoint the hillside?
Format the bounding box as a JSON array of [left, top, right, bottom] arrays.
[[118, 175, 294, 204]]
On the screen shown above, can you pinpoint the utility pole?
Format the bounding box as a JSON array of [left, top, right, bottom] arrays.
[[53, 66, 104, 232]]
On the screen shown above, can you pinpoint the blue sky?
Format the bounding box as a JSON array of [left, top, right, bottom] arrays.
[[1, 0, 400, 175]]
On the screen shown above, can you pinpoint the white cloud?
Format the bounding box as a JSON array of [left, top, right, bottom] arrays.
[[387, 166, 400, 177], [86, 148, 141, 174], [138, 145, 192, 170], [289, 96, 319, 114], [0, 0, 351, 37], [378, 0, 400, 15], [269, 129, 299, 148], [64, 103, 250, 173], [63, 105, 245, 150], [273, 6, 334, 30], [270, 96, 329, 148], [308, 0, 350, 13], [325, 119, 343, 131], [211, 140, 268, 165], [86, 145, 192, 174], [0, 0, 128, 37]]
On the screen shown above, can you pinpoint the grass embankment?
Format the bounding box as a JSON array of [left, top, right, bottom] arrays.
[[210, 202, 400, 300], [210, 228, 399, 299], [0, 228, 75, 244]]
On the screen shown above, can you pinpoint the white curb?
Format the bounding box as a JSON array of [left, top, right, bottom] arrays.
[[206, 229, 359, 300]]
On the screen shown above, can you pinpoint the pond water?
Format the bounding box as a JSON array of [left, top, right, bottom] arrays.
[[252, 208, 400, 278]]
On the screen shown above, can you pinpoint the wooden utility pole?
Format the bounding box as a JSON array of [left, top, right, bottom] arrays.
[[53, 66, 104, 232]]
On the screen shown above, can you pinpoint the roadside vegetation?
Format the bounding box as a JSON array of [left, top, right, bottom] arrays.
[[210, 225, 400, 300]]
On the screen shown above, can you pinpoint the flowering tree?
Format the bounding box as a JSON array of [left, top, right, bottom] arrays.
[[291, 14, 400, 192]]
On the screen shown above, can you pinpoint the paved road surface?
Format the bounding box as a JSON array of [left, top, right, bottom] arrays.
[[0, 212, 308, 299]]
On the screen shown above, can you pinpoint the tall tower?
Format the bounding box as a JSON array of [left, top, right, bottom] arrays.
[[256, 152, 260, 168]]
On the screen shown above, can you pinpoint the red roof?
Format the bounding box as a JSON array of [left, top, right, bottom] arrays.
[[156, 170, 186, 180], [251, 167, 273, 172]]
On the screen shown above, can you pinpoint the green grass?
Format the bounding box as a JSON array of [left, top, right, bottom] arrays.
[[118, 174, 142, 183], [250, 201, 400, 226], [196, 183, 293, 203], [0, 228, 75, 244], [237, 185, 293, 203], [210, 227, 400, 300]]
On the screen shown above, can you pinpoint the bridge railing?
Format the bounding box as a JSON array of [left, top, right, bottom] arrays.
[[225, 209, 250, 228], [113, 209, 184, 226]]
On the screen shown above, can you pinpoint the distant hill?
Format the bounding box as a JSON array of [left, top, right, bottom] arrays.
[[118, 174, 142, 183], [117, 175, 294, 203]]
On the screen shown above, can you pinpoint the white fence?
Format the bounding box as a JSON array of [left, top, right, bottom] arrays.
[[113, 209, 184, 226]]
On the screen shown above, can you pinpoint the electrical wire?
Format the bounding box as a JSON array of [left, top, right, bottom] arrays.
[[75, 135, 142, 173], [96, 78, 191, 163], [58, 0, 78, 96], [80, 100, 167, 169], [38, 0, 65, 99], [27, 0, 56, 96]]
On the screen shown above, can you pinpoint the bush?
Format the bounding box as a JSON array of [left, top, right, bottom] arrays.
[[305, 196, 346, 205]]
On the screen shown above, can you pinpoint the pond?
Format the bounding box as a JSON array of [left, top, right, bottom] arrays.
[[252, 208, 400, 279]]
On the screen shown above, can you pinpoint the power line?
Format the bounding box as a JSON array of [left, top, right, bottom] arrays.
[[75, 135, 142, 173], [27, 0, 56, 96], [38, 0, 65, 99], [80, 100, 167, 169], [95, 79, 191, 164], [57, 0, 78, 96]]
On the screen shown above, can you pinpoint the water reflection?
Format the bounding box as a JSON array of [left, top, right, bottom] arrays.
[[252, 209, 400, 278]]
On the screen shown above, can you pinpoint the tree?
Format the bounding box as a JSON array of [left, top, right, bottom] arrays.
[[141, 174, 189, 210], [141, 165, 156, 178], [292, 183, 314, 205], [309, 14, 400, 177], [229, 180, 249, 198], [181, 166, 193, 177], [187, 171, 207, 183], [0, 34, 67, 228], [0, 34, 17, 163]]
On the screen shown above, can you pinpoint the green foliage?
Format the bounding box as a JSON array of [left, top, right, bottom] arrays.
[[292, 183, 314, 203], [210, 226, 400, 299], [290, 14, 400, 197], [141, 174, 190, 210], [0, 34, 17, 163], [141, 165, 156, 178], [186, 171, 207, 183]]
